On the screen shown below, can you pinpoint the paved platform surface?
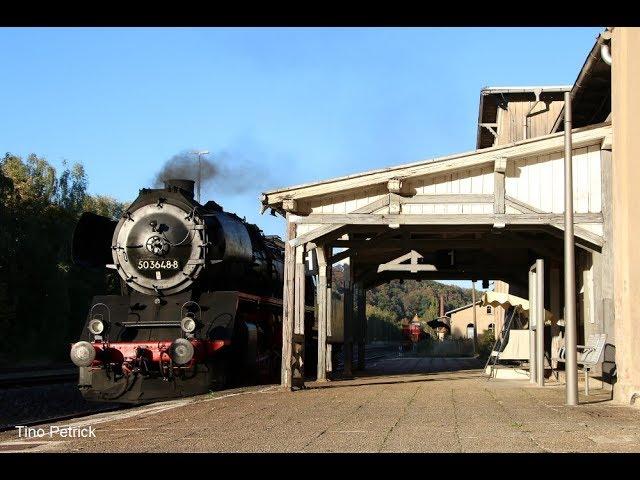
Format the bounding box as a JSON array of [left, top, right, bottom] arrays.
[[1, 356, 639, 453]]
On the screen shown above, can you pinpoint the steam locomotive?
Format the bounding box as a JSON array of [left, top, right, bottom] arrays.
[[70, 179, 313, 403]]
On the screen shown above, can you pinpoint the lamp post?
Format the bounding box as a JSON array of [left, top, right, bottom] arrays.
[[191, 150, 210, 203]]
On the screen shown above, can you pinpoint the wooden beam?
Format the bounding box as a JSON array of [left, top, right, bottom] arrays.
[[364, 271, 528, 289], [387, 178, 403, 194], [398, 194, 493, 204], [331, 237, 564, 250], [494, 157, 507, 173], [378, 263, 438, 272], [505, 195, 604, 248], [282, 198, 298, 213], [290, 212, 603, 226], [288, 196, 390, 248], [330, 248, 352, 264], [263, 123, 611, 205], [481, 123, 498, 138]]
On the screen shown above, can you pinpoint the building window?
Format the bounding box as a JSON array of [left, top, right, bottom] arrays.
[[466, 323, 475, 339], [488, 323, 495, 332], [486, 305, 493, 315]]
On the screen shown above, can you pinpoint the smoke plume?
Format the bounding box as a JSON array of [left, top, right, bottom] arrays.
[[153, 149, 270, 195]]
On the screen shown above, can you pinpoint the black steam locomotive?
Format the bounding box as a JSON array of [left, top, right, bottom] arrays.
[[70, 179, 311, 403]]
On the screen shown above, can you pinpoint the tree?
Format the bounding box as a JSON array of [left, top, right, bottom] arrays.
[[0, 153, 125, 365]]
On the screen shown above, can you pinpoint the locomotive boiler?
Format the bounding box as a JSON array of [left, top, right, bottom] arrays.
[[70, 179, 312, 403]]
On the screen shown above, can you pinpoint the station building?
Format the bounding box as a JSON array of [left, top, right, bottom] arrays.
[[261, 27, 640, 406], [447, 301, 494, 339]]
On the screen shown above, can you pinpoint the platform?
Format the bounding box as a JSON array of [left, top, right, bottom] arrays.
[[0, 356, 637, 453]]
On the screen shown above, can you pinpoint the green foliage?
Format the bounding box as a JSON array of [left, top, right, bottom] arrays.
[[82, 194, 125, 219], [366, 279, 475, 321], [0, 153, 126, 366], [366, 304, 402, 342], [477, 329, 496, 361]]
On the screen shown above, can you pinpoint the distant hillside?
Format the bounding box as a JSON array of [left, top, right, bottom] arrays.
[[367, 279, 475, 321], [331, 264, 478, 322]]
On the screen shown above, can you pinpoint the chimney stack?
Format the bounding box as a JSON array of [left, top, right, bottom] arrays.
[[439, 293, 445, 317]]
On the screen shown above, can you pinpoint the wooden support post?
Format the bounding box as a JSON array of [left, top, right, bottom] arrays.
[[535, 258, 545, 387], [472, 281, 478, 353], [316, 245, 329, 382], [343, 262, 354, 379], [494, 158, 506, 214], [281, 217, 296, 390], [356, 281, 366, 371], [291, 341, 304, 388], [600, 148, 615, 344], [294, 246, 306, 336], [550, 264, 561, 369]]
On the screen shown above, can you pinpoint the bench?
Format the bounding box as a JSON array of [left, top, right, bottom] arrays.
[[553, 333, 607, 395]]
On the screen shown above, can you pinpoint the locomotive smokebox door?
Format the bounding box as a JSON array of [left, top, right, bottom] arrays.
[[112, 202, 207, 296]]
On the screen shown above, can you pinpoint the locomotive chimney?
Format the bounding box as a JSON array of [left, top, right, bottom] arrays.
[[165, 179, 195, 199], [439, 293, 445, 317]]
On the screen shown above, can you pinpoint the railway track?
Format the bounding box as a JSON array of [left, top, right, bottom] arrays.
[[0, 368, 77, 389], [0, 365, 127, 433], [333, 343, 399, 371]]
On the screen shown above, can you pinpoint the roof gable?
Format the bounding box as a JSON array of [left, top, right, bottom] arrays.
[[262, 122, 611, 211]]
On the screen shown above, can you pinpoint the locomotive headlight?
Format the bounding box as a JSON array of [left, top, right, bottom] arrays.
[[180, 317, 197, 334], [88, 319, 105, 336], [70, 341, 96, 367], [170, 338, 194, 365]]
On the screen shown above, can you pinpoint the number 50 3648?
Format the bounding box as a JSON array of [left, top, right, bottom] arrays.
[[138, 259, 179, 270]]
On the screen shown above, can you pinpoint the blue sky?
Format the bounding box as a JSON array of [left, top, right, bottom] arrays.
[[1, 27, 601, 288]]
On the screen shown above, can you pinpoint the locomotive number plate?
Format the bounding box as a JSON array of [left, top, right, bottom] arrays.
[[137, 259, 180, 270]]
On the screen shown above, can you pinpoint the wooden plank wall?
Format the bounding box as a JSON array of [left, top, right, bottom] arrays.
[[506, 143, 602, 214], [496, 100, 564, 146], [404, 166, 495, 215], [293, 142, 603, 237]]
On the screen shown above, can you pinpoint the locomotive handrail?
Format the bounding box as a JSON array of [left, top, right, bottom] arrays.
[[89, 303, 111, 325], [180, 300, 202, 322], [116, 321, 182, 328], [162, 227, 194, 247]]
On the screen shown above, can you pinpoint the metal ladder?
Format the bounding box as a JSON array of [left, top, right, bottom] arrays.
[[484, 307, 517, 380]]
